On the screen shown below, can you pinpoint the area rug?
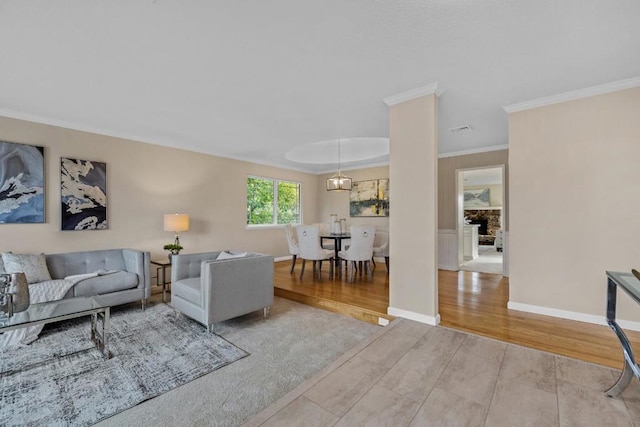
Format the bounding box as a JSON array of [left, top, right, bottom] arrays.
[[0, 303, 248, 426], [459, 245, 504, 274]]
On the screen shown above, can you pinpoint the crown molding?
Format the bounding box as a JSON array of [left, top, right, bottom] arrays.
[[503, 76, 640, 113], [0, 107, 318, 174], [314, 160, 390, 175], [438, 144, 508, 159], [383, 82, 444, 106]]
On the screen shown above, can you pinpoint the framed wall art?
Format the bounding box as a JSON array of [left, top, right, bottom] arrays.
[[350, 178, 389, 217], [0, 141, 45, 223], [61, 158, 107, 230], [464, 188, 490, 208]]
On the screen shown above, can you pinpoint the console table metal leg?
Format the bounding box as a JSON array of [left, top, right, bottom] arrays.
[[606, 359, 635, 397], [605, 276, 640, 397], [606, 320, 640, 397]]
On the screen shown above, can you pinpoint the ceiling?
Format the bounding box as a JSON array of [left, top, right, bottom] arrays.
[[1, 1, 639, 174], [463, 167, 503, 187]]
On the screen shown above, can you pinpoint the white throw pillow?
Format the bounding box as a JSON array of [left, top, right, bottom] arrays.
[[216, 251, 248, 260], [1, 252, 52, 284]]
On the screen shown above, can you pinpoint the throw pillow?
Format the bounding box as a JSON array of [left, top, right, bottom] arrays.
[[216, 251, 248, 260], [1, 252, 52, 284]]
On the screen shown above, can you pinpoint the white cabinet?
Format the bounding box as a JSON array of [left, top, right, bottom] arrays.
[[463, 225, 479, 261]]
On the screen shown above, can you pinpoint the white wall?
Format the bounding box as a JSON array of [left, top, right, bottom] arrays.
[[508, 86, 640, 324], [0, 116, 319, 260]]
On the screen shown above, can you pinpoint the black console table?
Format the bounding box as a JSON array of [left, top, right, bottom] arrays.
[[605, 271, 640, 397]]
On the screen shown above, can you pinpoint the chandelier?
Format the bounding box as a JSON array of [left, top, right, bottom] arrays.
[[326, 139, 352, 191]]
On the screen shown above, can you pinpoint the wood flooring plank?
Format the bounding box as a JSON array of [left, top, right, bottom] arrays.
[[274, 261, 640, 370]]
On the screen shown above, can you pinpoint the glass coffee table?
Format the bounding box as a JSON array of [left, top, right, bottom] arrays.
[[0, 296, 111, 359]]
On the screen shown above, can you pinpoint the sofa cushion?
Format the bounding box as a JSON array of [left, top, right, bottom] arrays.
[[1, 252, 52, 284], [73, 271, 139, 297], [173, 278, 201, 305]]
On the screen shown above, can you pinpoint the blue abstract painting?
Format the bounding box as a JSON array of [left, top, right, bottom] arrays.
[[464, 188, 491, 208], [0, 141, 45, 223], [61, 158, 107, 230]]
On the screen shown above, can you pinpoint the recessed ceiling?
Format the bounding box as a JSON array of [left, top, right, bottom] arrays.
[[0, 1, 638, 174], [285, 137, 389, 171]]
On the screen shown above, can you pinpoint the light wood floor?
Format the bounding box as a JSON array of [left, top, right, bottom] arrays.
[[274, 260, 640, 370]]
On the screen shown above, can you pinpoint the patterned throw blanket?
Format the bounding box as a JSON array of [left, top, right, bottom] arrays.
[[0, 270, 119, 349]]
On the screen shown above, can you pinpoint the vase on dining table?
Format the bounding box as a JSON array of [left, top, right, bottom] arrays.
[[330, 214, 340, 234]]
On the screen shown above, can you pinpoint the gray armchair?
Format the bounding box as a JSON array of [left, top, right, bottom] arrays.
[[170, 251, 274, 332]]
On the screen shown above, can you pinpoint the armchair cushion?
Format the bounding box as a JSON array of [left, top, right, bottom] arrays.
[[172, 277, 201, 305]]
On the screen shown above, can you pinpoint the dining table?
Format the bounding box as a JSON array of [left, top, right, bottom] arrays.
[[319, 232, 351, 268]]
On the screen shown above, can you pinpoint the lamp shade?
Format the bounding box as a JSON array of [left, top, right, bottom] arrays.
[[164, 214, 189, 232]]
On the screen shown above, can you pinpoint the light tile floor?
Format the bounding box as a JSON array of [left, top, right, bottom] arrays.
[[247, 318, 640, 426]]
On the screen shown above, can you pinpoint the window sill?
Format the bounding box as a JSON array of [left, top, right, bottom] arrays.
[[246, 224, 296, 231]]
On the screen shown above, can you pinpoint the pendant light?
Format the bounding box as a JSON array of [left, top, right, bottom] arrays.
[[326, 139, 352, 191]]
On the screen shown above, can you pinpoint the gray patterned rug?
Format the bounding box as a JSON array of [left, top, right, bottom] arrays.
[[0, 303, 248, 426]]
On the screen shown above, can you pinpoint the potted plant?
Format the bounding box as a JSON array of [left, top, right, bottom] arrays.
[[163, 243, 183, 260]]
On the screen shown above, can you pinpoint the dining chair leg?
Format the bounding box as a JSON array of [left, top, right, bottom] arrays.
[[349, 261, 356, 283], [359, 261, 363, 277], [312, 260, 317, 279], [290, 255, 297, 274], [371, 257, 376, 268], [318, 260, 323, 280], [384, 256, 389, 273], [365, 261, 373, 282], [300, 259, 306, 279]]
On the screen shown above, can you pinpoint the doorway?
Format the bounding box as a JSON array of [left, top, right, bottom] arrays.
[[456, 165, 505, 274]]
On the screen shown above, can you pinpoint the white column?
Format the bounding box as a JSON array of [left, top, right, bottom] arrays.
[[385, 85, 440, 324]]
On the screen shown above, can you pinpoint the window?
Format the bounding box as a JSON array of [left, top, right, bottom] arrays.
[[246, 176, 301, 226]]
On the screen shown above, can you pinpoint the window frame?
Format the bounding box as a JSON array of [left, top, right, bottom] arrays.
[[246, 175, 302, 228]]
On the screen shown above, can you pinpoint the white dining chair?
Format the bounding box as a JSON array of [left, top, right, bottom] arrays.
[[296, 225, 334, 280], [313, 222, 335, 250], [284, 223, 299, 274], [338, 225, 375, 283], [372, 229, 389, 273]]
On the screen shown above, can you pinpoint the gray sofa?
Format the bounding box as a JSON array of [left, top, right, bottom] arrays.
[[46, 248, 151, 309], [171, 251, 274, 331]]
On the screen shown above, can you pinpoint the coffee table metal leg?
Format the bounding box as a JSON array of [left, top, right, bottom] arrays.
[[91, 307, 111, 359]]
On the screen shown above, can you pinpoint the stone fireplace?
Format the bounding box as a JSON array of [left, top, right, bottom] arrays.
[[464, 209, 502, 245]]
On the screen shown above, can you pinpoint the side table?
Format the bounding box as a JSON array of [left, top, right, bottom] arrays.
[[151, 259, 172, 303]]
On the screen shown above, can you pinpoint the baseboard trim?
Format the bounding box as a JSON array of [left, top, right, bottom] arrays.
[[387, 306, 440, 325], [274, 255, 292, 262], [438, 263, 459, 271], [507, 301, 640, 332]]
